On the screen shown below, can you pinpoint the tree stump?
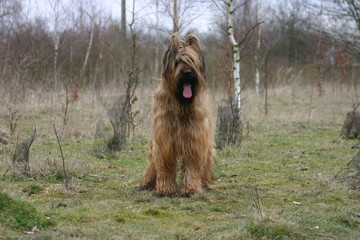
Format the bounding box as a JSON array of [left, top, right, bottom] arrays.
[[12, 127, 36, 176], [215, 103, 241, 149], [107, 95, 130, 151], [340, 111, 360, 139]]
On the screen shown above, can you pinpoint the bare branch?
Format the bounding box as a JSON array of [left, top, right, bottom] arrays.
[[233, 0, 252, 12], [53, 123, 68, 186], [238, 20, 264, 46]]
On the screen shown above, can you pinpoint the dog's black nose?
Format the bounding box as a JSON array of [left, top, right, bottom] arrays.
[[183, 70, 193, 74]]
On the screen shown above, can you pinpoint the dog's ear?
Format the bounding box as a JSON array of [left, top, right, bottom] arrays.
[[163, 33, 181, 70], [186, 34, 201, 54], [163, 33, 186, 77]]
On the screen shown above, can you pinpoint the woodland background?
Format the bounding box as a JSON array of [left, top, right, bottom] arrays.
[[0, 0, 358, 106]]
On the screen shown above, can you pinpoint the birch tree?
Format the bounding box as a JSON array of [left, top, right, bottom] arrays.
[[254, 0, 261, 94], [227, 0, 241, 119], [215, 0, 243, 148], [156, 0, 211, 33], [49, 0, 61, 85], [216, 0, 263, 148]]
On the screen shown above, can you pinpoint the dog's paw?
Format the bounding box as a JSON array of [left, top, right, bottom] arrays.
[[180, 191, 195, 198], [154, 191, 175, 198], [180, 187, 202, 197]]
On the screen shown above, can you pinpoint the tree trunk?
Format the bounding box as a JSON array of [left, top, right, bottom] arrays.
[[227, 0, 241, 118], [215, 0, 243, 148], [52, 0, 60, 85], [12, 128, 37, 176], [173, 0, 178, 32], [82, 26, 94, 76], [155, 0, 160, 75], [255, 0, 261, 94], [121, 0, 126, 38]]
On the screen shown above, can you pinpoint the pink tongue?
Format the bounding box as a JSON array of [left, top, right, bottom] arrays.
[[183, 84, 192, 98]]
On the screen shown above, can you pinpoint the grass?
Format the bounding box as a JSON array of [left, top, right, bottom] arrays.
[[0, 84, 360, 239], [0, 192, 55, 233]]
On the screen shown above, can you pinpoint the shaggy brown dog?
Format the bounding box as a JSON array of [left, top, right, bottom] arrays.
[[140, 33, 214, 197]]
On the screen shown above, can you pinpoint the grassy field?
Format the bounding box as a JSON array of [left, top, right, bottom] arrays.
[[0, 85, 359, 239]]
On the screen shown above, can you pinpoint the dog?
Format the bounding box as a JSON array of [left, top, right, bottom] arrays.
[[140, 33, 214, 197]]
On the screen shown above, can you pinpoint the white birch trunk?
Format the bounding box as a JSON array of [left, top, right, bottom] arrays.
[[54, 34, 59, 83], [82, 26, 94, 75], [255, 0, 261, 94], [227, 0, 241, 115], [255, 68, 260, 94], [52, 0, 60, 85]]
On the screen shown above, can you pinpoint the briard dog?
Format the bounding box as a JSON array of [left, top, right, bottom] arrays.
[[140, 33, 214, 197]]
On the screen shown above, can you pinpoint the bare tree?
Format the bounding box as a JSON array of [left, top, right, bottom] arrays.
[[227, 0, 242, 116], [318, 0, 360, 57], [325, 0, 360, 30], [48, 0, 61, 86], [0, 0, 21, 19], [53, 124, 69, 186], [216, 0, 260, 148], [105, 0, 143, 151], [173, 0, 178, 32], [225, 0, 262, 119], [121, 0, 126, 38], [156, 0, 212, 33], [0, 0, 23, 101], [82, 18, 94, 77], [254, 0, 262, 94]]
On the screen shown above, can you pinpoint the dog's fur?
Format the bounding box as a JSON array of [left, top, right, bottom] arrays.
[[140, 33, 214, 197]]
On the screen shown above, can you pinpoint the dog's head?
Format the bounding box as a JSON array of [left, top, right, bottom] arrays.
[[162, 33, 206, 105]]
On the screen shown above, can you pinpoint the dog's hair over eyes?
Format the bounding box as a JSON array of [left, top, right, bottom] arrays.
[[162, 33, 206, 98], [163, 34, 204, 74]]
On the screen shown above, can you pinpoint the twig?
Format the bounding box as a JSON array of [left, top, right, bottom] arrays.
[[53, 123, 68, 186], [3, 166, 11, 178], [334, 150, 360, 179], [238, 21, 264, 47], [6, 106, 19, 135]]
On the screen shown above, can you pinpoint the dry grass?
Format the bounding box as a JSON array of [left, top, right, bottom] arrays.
[[0, 82, 359, 239]]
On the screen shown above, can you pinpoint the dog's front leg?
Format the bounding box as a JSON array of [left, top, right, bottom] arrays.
[[153, 145, 177, 197], [180, 149, 204, 197]]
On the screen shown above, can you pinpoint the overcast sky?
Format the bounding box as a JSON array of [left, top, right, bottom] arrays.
[[24, 0, 217, 34]]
